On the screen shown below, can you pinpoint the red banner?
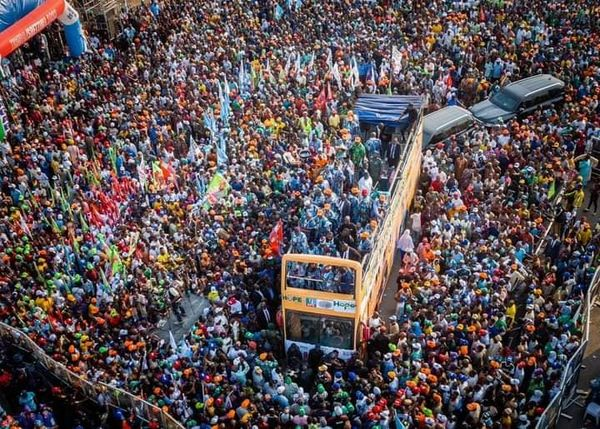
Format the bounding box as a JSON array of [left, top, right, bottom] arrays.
[[0, 0, 65, 58], [269, 220, 284, 256]]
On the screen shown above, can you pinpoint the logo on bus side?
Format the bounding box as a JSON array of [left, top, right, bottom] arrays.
[[284, 295, 356, 313], [308, 298, 355, 313], [332, 300, 356, 312], [283, 294, 303, 304]]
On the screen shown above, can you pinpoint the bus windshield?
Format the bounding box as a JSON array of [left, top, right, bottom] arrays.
[[285, 260, 357, 296], [285, 310, 355, 350]]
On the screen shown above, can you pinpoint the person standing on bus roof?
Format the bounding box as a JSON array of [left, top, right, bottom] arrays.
[[359, 189, 373, 224], [337, 194, 352, 221], [350, 137, 366, 168], [365, 132, 382, 157], [338, 216, 358, 244], [387, 136, 402, 168], [358, 170, 373, 195], [290, 227, 309, 254], [340, 242, 361, 262], [358, 231, 373, 254]]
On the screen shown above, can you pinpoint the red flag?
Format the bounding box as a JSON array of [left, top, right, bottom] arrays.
[[478, 5, 486, 22], [269, 220, 284, 255], [326, 82, 333, 101], [315, 87, 327, 112], [88, 203, 104, 227], [160, 161, 173, 182]]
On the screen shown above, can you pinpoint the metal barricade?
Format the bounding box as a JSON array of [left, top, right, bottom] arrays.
[[0, 321, 184, 429], [535, 266, 600, 428]]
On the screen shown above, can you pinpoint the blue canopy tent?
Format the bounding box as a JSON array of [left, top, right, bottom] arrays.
[[354, 94, 423, 129]]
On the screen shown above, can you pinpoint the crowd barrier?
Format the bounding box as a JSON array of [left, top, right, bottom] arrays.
[[0, 321, 185, 429], [534, 265, 600, 429]]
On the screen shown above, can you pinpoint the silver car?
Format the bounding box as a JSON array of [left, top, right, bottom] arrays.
[[423, 106, 478, 147], [470, 74, 565, 125]]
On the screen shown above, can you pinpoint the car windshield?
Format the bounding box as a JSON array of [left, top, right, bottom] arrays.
[[490, 90, 520, 112]]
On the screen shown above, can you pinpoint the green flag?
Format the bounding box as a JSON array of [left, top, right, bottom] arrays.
[[0, 95, 8, 142], [547, 180, 556, 200], [108, 146, 117, 173], [203, 172, 230, 208]]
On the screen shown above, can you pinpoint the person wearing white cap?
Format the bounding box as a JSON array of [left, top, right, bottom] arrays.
[[517, 414, 531, 429], [368, 311, 382, 329], [388, 315, 400, 337]]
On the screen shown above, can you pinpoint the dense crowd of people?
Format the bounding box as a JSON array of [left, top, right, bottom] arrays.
[[0, 0, 599, 427]]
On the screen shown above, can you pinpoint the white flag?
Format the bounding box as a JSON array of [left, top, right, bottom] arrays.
[[307, 52, 315, 71], [391, 46, 403, 75], [169, 330, 178, 352], [326, 48, 333, 71], [350, 56, 360, 90], [284, 51, 293, 76], [295, 52, 302, 74], [332, 62, 342, 89], [187, 135, 198, 163], [137, 152, 147, 192]]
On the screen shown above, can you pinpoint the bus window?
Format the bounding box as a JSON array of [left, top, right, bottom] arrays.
[[286, 261, 357, 296], [285, 310, 355, 350], [321, 317, 354, 349]]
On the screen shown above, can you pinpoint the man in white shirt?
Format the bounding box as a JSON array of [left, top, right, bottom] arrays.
[[358, 171, 373, 195]]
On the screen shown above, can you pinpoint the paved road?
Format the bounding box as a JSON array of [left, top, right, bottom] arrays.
[[379, 255, 402, 321], [153, 293, 211, 342]]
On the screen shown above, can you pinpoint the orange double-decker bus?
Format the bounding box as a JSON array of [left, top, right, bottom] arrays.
[[281, 116, 424, 359]]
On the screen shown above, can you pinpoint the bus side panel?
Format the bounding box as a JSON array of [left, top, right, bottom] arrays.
[[361, 120, 424, 321]]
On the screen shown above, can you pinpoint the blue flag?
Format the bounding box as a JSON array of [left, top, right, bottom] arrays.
[[218, 81, 231, 125], [275, 4, 284, 20], [203, 108, 217, 138], [217, 132, 228, 167], [395, 414, 406, 429]]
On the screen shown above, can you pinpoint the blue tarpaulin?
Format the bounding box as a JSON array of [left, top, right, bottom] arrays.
[[355, 94, 423, 128]]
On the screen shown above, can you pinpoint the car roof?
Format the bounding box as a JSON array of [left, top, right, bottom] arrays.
[[503, 74, 565, 98], [424, 106, 474, 133]]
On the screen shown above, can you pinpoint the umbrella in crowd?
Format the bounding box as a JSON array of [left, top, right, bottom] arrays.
[[0, 0, 599, 428]]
